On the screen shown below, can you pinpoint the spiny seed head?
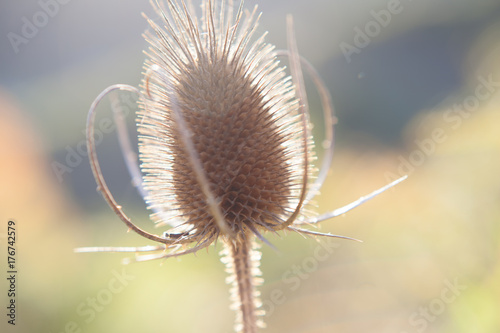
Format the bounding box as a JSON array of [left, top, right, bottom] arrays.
[[138, 0, 314, 241]]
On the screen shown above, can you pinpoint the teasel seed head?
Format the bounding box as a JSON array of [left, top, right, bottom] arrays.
[[138, 0, 314, 243], [77, 1, 407, 332]]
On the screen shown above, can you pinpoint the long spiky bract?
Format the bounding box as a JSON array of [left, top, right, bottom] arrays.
[[76, 1, 408, 332]]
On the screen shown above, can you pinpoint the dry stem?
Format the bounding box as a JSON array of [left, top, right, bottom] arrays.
[[222, 236, 263, 333]]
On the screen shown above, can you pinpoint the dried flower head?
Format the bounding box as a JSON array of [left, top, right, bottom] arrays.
[[139, 0, 311, 244], [77, 1, 406, 332]]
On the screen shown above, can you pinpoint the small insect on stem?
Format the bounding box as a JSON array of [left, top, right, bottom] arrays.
[[75, 1, 407, 332]]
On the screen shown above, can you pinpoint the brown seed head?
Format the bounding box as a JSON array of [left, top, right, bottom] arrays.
[[138, 0, 313, 241]]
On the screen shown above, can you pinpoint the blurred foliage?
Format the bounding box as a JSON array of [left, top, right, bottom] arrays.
[[1, 1, 500, 333]]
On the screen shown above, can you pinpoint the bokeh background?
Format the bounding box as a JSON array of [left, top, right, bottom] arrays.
[[1, 0, 500, 332]]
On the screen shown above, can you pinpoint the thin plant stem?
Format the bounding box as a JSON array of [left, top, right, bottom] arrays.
[[222, 236, 263, 333]]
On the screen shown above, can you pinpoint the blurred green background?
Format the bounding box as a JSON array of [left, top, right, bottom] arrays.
[[1, 0, 500, 332]]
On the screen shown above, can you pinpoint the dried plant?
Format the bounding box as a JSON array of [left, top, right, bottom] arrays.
[[76, 1, 406, 332]]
